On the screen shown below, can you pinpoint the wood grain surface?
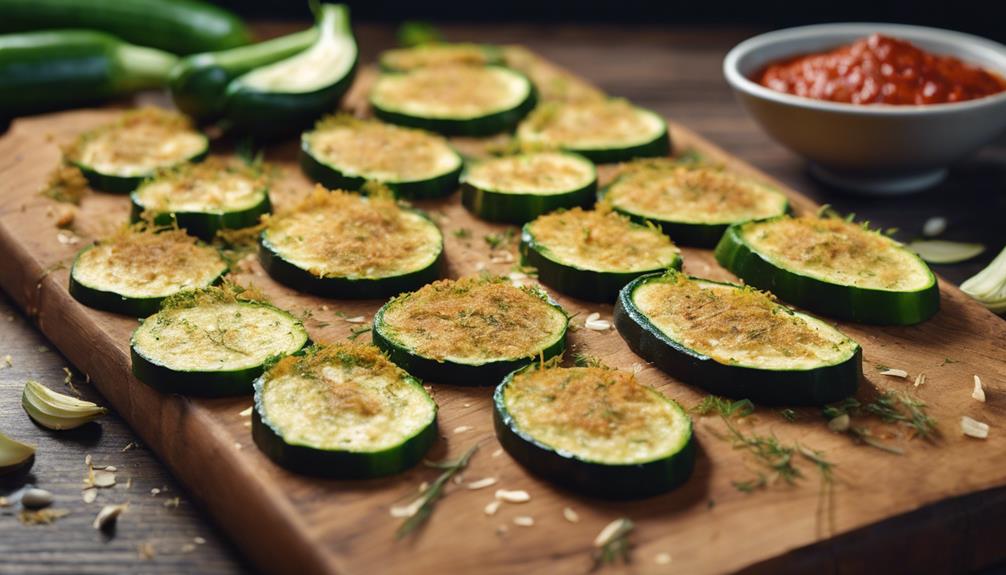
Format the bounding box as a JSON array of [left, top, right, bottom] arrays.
[[1, 26, 1005, 575]]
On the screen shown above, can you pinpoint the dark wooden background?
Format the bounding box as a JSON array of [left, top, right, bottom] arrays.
[[1, 23, 1004, 574]]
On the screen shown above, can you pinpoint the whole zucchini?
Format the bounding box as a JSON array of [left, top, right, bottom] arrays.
[[170, 27, 318, 123], [0, 0, 251, 55], [0, 30, 177, 117]]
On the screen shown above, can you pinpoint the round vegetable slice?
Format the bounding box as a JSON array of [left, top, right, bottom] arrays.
[[300, 115, 462, 200], [516, 99, 669, 164], [604, 159, 790, 247], [70, 226, 228, 317], [253, 343, 437, 478], [130, 286, 308, 396], [379, 42, 503, 72], [373, 276, 568, 385], [522, 207, 681, 302], [614, 270, 862, 405], [461, 151, 596, 224], [715, 215, 940, 325], [494, 363, 694, 499], [370, 65, 536, 136], [223, 4, 358, 139], [259, 186, 443, 298], [130, 157, 271, 240], [65, 107, 208, 193]]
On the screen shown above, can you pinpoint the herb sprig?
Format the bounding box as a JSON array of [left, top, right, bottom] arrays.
[[396, 444, 478, 538]]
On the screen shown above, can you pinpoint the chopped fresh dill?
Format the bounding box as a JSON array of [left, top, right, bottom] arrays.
[[572, 352, 605, 368], [484, 228, 516, 250], [691, 395, 754, 419], [452, 228, 472, 239], [347, 325, 371, 341]]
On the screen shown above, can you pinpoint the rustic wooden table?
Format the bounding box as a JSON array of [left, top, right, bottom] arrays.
[[1, 23, 1004, 575]]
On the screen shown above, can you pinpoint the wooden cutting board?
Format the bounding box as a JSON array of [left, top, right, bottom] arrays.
[[2, 47, 1005, 575]]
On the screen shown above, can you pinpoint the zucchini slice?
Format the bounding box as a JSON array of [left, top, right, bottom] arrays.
[[65, 107, 208, 193], [373, 276, 568, 385], [614, 270, 862, 405], [379, 43, 503, 72], [494, 363, 694, 499], [130, 286, 309, 396], [253, 343, 438, 478], [515, 99, 669, 164], [69, 226, 227, 317], [130, 157, 271, 240], [370, 65, 536, 136], [715, 216, 940, 325], [461, 151, 596, 224], [224, 4, 358, 138], [522, 207, 681, 302], [300, 115, 462, 200], [604, 159, 790, 247], [259, 187, 443, 298]]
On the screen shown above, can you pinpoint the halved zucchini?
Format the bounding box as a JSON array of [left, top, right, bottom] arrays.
[[65, 107, 208, 193], [603, 159, 790, 247], [379, 42, 503, 72], [130, 157, 271, 240], [515, 99, 669, 164], [521, 207, 681, 302], [69, 226, 227, 317], [259, 186, 443, 298], [373, 276, 568, 385], [614, 270, 862, 405], [300, 115, 462, 200], [253, 343, 438, 478], [370, 65, 536, 136], [223, 4, 358, 138], [494, 363, 694, 499], [715, 216, 940, 325], [461, 151, 596, 224], [130, 285, 309, 396]]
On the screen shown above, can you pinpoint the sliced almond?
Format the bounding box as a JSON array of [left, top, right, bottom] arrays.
[[879, 368, 909, 378], [913, 373, 926, 388], [494, 489, 530, 503], [239, 406, 253, 417], [466, 477, 498, 490], [513, 516, 535, 527], [594, 518, 633, 547], [972, 375, 986, 403], [563, 507, 580, 523], [453, 425, 473, 434], [961, 416, 990, 439], [484, 500, 502, 516], [93, 503, 127, 530]]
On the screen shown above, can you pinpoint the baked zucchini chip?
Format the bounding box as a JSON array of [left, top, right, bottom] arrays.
[[461, 151, 596, 224], [253, 343, 438, 478], [494, 363, 694, 498], [604, 159, 790, 247], [69, 226, 228, 317], [715, 215, 940, 325], [370, 65, 536, 136], [373, 276, 568, 385], [259, 186, 443, 298], [131, 285, 309, 396], [300, 115, 462, 200], [130, 157, 271, 240], [65, 107, 208, 193], [516, 99, 669, 164], [379, 43, 503, 72], [521, 206, 681, 302], [614, 270, 862, 405]]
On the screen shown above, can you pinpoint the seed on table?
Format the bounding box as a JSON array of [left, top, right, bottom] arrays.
[[21, 488, 54, 509]]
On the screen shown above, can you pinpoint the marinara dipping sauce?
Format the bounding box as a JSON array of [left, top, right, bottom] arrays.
[[756, 34, 1006, 105]]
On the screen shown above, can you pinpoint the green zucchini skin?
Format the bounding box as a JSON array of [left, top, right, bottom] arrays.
[[170, 28, 317, 123], [569, 124, 671, 165], [68, 245, 227, 318], [520, 227, 682, 303], [372, 306, 567, 387], [222, 4, 358, 140], [714, 224, 940, 325], [0, 0, 252, 55], [129, 191, 271, 241], [462, 178, 596, 225], [372, 73, 537, 137], [613, 273, 862, 406], [299, 141, 462, 200], [493, 369, 695, 499], [0, 30, 178, 117], [71, 146, 208, 195], [252, 380, 438, 478]]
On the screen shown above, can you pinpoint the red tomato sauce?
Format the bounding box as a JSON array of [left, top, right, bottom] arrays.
[[756, 34, 1006, 105]]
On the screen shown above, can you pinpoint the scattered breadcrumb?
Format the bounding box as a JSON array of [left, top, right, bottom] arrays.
[[491, 448, 504, 458], [961, 416, 990, 439], [164, 497, 180, 509], [150, 488, 161, 496], [513, 516, 535, 527], [19, 508, 70, 525], [194, 537, 206, 545], [466, 477, 498, 490], [973, 375, 986, 402], [234, 442, 243, 450], [344, 316, 367, 324], [655, 552, 672, 565], [82, 488, 98, 504], [879, 368, 909, 378], [137, 541, 156, 560], [484, 500, 502, 516], [494, 489, 530, 503], [453, 425, 473, 434], [563, 507, 580, 523], [914, 373, 926, 388], [239, 406, 253, 417], [93, 504, 127, 530]]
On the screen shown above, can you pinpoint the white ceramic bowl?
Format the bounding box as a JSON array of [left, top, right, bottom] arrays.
[[723, 23, 1006, 195]]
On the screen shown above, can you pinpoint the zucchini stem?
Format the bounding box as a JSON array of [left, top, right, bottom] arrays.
[[114, 44, 179, 92]]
